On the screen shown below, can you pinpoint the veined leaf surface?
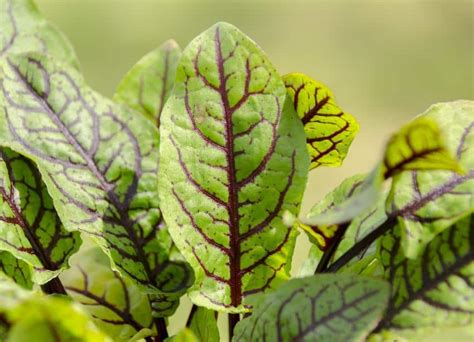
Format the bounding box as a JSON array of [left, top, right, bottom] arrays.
[[0, 147, 80, 284], [0, 53, 191, 294], [0, 250, 32, 289], [115, 40, 181, 126], [233, 274, 389, 341], [159, 22, 309, 311], [284, 72, 359, 169], [0, 0, 78, 67], [375, 214, 474, 337]]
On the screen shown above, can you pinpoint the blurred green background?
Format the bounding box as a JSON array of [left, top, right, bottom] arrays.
[[35, 0, 473, 339]]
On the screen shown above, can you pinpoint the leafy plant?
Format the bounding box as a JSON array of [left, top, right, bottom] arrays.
[[0, 1, 472, 341]]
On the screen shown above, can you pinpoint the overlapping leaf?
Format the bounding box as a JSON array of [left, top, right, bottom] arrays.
[[115, 40, 181, 127], [375, 214, 474, 338], [159, 22, 309, 311], [0, 274, 111, 341], [387, 101, 474, 257], [0, 250, 32, 289], [233, 274, 389, 341], [0, 53, 192, 295], [61, 246, 159, 341], [0, 147, 80, 284], [284, 72, 359, 169], [188, 306, 219, 342], [0, 0, 78, 67]]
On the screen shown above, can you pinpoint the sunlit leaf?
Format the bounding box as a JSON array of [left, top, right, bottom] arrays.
[[0, 0, 78, 67], [233, 274, 389, 341], [0, 250, 32, 289], [115, 40, 181, 127], [0, 147, 80, 284], [167, 328, 199, 342], [284, 72, 359, 170], [375, 214, 474, 338], [159, 22, 309, 311], [0, 53, 192, 295]]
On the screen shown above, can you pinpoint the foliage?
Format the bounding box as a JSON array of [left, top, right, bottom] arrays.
[[0, 1, 472, 341]]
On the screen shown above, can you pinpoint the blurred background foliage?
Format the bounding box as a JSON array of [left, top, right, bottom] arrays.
[[35, 0, 473, 339]]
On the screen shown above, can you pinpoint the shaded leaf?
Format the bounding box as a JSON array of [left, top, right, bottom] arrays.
[[0, 147, 80, 284], [284, 72, 359, 169], [188, 306, 219, 342], [0, 53, 192, 294], [233, 274, 389, 341], [115, 40, 181, 127], [159, 22, 309, 311], [0, 0, 78, 67], [62, 246, 158, 341], [375, 214, 474, 338], [167, 328, 199, 342], [0, 250, 32, 289]]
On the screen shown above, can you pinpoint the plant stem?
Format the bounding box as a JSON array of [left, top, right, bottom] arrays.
[[153, 317, 168, 342], [325, 217, 396, 273], [40, 276, 68, 295], [186, 304, 198, 327], [315, 223, 349, 273], [228, 313, 240, 339]]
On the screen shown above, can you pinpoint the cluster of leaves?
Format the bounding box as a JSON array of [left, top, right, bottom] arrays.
[[0, 1, 472, 341]]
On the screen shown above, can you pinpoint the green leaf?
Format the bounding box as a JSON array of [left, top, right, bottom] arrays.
[[375, 214, 474, 338], [0, 273, 110, 341], [0, 250, 32, 289], [284, 72, 359, 170], [159, 22, 309, 311], [115, 40, 181, 127], [0, 0, 78, 68], [302, 105, 464, 227], [387, 101, 474, 257], [0, 147, 81, 284], [61, 246, 158, 341], [233, 274, 390, 341], [167, 328, 199, 342], [188, 306, 219, 342], [0, 53, 192, 295]]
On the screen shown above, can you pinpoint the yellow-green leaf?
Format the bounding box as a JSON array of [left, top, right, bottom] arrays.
[[284, 72, 359, 169]]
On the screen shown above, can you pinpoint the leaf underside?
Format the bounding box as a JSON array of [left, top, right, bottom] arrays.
[[233, 274, 389, 341], [284, 72, 359, 170], [159, 22, 309, 312], [0, 53, 191, 295]]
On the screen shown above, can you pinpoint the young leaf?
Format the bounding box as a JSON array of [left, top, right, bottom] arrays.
[[115, 40, 181, 127], [284, 72, 359, 169], [387, 100, 474, 257], [233, 274, 390, 341], [302, 107, 463, 227], [375, 214, 474, 338], [0, 53, 191, 295], [159, 22, 309, 311], [0, 0, 78, 67], [0, 250, 32, 289], [188, 306, 219, 342], [0, 147, 81, 284], [61, 246, 158, 341]]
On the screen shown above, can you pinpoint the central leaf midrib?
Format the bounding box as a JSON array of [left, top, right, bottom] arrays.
[[215, 27, 241, 307], [10, 61, 154, 282]]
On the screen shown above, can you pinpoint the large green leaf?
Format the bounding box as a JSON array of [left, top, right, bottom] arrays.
[[387, 101, 474, 257], [375, 214, 474, 338], [233, 274, 389, 341], [115, 40, 181, 127], [0, 250, 32, 289], [62, 246, 158, 341], [284, 72, 359, 170], [0, 53, 192, 295], [188, 306, 219, 342], [0, 0, 78, 67], [0, 273, 110, 341], [0, 147, 80, 284], [159, 22, 309, 312]]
